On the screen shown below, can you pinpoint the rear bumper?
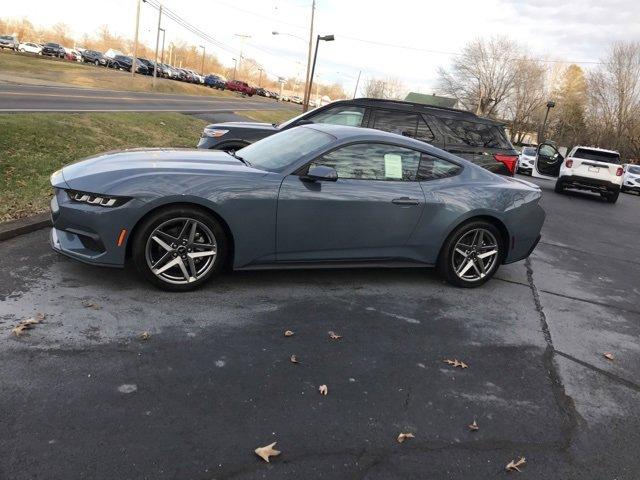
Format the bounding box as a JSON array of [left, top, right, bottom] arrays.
[[560, 175, 621, 192]]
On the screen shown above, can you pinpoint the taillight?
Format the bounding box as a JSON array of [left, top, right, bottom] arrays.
[[616, 167, 623, 176], [565, 159, 573, 168], [494, 154, 518, 176]]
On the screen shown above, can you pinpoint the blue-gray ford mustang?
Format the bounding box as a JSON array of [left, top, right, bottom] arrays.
[[49, 124, 544, 291]]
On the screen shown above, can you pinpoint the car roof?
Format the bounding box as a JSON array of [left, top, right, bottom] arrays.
[[302, 123, 440, 150], [326, 98, 504, 126], [572, 145, 619, 154]]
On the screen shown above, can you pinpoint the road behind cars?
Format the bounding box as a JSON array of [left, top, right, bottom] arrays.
[[0, 83, 294, 112], [1, 177, 639, 479]]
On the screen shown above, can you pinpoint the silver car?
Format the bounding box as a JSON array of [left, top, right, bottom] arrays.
[[49, 125, 545, 291]]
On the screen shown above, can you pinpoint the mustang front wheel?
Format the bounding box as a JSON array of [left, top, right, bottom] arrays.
[[132, 206, 227, 291], [438, 220, 504, 288]]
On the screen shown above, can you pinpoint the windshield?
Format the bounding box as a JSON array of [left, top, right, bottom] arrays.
[[236, 126, 334, 172], [628, 165, 640, 175], [573, 148, 620, 164], [0, 36, 13, 40], [522, 147, 536, 156]]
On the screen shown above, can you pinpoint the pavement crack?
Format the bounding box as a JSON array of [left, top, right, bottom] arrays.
[[538, 289, 640, 316], [525, 257, 579, 451], [554, 350, 640, 393]]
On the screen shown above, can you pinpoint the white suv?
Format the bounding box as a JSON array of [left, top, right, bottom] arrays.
[[532, 143, 623, 203], [517, 146, 537, 175], [622, 164, 640, 194]]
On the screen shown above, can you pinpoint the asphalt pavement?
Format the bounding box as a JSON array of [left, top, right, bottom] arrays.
[[0, 83, 292, 112], [1, 177, 639, 479]]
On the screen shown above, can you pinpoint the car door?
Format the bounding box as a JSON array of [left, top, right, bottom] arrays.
[[532, 142, 564, 179], [276, 142, 426, 262]]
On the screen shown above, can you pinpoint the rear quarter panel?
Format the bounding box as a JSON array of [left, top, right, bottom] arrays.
[[407, 174, 543, 265]]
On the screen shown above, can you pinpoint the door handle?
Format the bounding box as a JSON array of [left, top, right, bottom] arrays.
[[392, 197, 420, 206]]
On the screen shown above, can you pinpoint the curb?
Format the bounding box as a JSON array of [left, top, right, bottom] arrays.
[[0, 213, 51, 242]]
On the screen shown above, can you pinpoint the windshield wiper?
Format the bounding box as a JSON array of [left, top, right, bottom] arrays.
[[230, 151, 251, 167]]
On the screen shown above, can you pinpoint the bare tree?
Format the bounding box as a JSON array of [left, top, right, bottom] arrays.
[[438, 36, 523, 117], [587, 41, 640, 156], [502, 58, 547, 143], [362, 76, 406, 99]]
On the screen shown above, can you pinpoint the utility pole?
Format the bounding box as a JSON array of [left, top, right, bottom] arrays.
[[302, 0, 315, 112], [258, 68, 263, 88], [199, 45, 205, 74], [159, 28, 166, 64], [353, 70, 361, 99], [232, 58, 237, 81], [233, 34, 251, 74], [131, 0, 141, 79], [152, 4, 163, 87]]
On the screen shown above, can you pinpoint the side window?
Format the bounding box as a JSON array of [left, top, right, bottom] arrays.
[[418, 154, 461, 181], [309, 106, 365, 127], [439, 118, 509, 148], [372, 109, 419, 138], [309, 143, 421, 181]]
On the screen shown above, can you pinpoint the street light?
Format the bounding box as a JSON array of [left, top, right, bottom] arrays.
[[540, 100, 556, 143], [305, 34, 334, 111], [232, 58, 237, 81], [271, 31, 306, 43]]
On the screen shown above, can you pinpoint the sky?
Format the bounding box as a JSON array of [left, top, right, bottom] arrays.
[[3, 0, 640, 94]]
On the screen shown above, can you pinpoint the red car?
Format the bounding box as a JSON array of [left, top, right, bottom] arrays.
[[226, 80, 255, 96]]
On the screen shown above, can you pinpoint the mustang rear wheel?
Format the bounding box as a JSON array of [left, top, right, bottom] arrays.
[[438, 220, 504, 288], [132, 206, 228, 291]]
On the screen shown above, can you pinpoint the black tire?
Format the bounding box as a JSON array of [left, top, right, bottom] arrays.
[[437, 220, 504, 288], [131, 206, 228, 291], [554, 179, 564, 193], [606, 189, 619, 204]]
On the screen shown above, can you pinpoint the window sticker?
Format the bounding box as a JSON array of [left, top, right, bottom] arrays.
[[384, 153, 403, 179]]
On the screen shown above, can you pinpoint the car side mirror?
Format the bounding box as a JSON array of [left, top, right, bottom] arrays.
[[304, 165, 338, 182]]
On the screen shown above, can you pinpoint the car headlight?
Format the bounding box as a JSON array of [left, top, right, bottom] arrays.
[[202, 128, 229, 138], [66, 190, 130, 207]]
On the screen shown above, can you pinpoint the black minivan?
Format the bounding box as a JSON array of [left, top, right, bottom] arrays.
[[196, 98, 519, 176]]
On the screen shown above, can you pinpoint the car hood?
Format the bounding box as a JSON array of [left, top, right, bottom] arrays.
[[59, 148, 263, 192], [207, 121, 278, 132]]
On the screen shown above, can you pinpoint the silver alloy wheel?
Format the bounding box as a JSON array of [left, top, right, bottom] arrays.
[[451, 228, 499, 282], [145, 217, 217, 285]]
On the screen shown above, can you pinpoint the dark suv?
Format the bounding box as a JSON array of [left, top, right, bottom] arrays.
[[42, 42, 65, 58], [196, 98, 519, 175]]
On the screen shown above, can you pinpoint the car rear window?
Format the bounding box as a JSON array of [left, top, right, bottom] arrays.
[[439, 118, 511, 149], [573, 148, 620, 164]]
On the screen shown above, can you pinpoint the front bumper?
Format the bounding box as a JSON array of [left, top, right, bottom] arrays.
[[49, 188, 131, 268]]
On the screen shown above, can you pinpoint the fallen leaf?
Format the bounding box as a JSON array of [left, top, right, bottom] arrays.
[[443, 358, 469, 369], [506, 457, 526, 472], [397, 432, 415, 443], [284, 330, 294, 337], [254, 442, 281, 463], [328, 331, 342, 340], [603, 352, 614, 361], [139, 331, 150, 340], [11, 315, 44, 337], [319, 384, 328, 395], [83, 301, 101, 310], [290, 354, 299, 364], [468, 420, 479, 431]]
